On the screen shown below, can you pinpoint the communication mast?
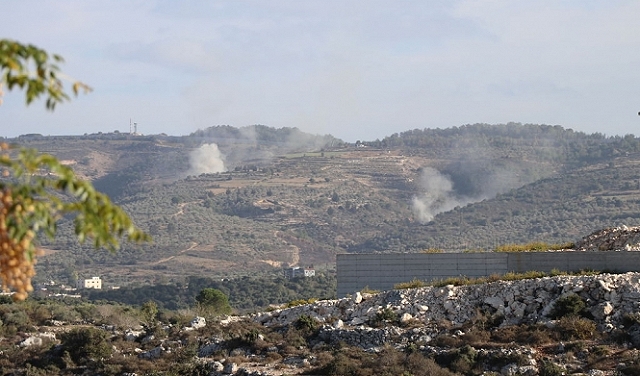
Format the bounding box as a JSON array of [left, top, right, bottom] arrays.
[[129, 119, 140, 135]]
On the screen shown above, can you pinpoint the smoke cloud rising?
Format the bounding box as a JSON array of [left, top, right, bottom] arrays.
[[188, 143, 226, 175], [412, 167, 475, 223]]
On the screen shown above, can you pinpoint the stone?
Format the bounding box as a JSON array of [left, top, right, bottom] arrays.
[[198, 342, 221, 357], [139, 346, 164, 359], [190, 316, 206, 329], [591, 301, 614, 320], [211, 361, 224, 372], [124, 329, 143, 341], [19, 336, 42, 347], [484, 296, 504, 309], [400, 313, 413, 323], [283, 356, 310, 367], [598, 279, 611, 292], [223, 362, 238, 374], [141, 334, 155, 344]]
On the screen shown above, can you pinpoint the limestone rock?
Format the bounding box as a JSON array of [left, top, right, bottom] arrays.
[[223, 362, 238, 374], [19, 336, 43, 347], [124, 329, 143, 341], [400, 313, 413, 323], [139, 346, 164, 359], [190, 316, 206, 329], [591, 301, 614, 320]]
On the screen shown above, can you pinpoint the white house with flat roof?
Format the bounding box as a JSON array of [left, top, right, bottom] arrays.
[[77, 277, 102, 290]]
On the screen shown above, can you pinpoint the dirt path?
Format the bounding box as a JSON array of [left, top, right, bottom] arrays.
[[153, 242, 198, 265], [274, 231, 300, 266], [171, 200, 202, 218]]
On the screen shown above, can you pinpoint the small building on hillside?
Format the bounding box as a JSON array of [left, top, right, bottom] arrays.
[[284, 266, 316, 279], [77, 277, 102, 290]]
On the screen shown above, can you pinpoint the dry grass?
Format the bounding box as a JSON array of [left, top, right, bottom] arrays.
[[494, 241, 575, 252]]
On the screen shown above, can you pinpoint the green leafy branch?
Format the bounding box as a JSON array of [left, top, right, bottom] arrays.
[[0, 39, 91, 110], [0, 145, 150, 259]]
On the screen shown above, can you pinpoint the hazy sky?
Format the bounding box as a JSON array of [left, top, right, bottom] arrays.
[[2, 1, 640, 142]]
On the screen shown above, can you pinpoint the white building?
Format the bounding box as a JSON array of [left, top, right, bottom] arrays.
[[77, 277, 102, 290], [284, 267, 316, 279]]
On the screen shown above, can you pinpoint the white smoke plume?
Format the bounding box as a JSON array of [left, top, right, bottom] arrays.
[[188, 143, 226, 175], [412, 167, 474, 223]]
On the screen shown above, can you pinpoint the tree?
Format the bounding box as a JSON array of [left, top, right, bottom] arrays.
[[0, 39, 149, 300], [0, 39, 91, 109], [140, 300, 159, 327], [195, 287, 232, 316], [59, 327, 113, 365]]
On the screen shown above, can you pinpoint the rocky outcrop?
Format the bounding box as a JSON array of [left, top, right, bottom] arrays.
[[575, 225, 640, 251], [255, 272, 640, 344]]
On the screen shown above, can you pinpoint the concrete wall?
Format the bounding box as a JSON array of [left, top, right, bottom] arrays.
[[337, 251, 640, 297]]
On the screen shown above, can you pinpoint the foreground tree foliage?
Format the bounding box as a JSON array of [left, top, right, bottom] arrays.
[[0, 39, 148, 299], [0, 38, 91, 109]]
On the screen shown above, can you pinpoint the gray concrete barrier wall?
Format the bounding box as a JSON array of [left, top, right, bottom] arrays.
[[337, 251, 640, 297]]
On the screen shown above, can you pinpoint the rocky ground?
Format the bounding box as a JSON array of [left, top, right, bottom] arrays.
[[13, 270, 640, 375], [9, 226, 640, 375]]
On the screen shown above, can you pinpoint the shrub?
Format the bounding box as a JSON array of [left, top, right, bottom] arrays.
[[59, 327, 113, 365], [521, 327, 554, 345], [539, 360, 566, 376], [448, 345, 478, 374], [494, 242, 575, 252], [619, 364, 640, 376], [622, 312, 640, 327], [295, 314, 319, 333], [0, 308, 32, 334], [369, 308, 398, 327], [286, 298, 318, 308], [360, 286, 379, 294], [432, 334, 462, 348], [394, 279, 426, 289], [550, 293, 586, 319], [320, 352, 360, 375], [264, 351, 283, 363], [50, 304, 81, 323], [405, 353, 457, 376], [25, 304, 52, 325], [74, 303, 100, 322], [555, 316, 596, 340], [461, 328, 491, 344], [502, 270, 547, 280]]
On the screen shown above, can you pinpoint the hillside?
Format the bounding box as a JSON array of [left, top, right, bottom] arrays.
[[7, 123, 640, 289]]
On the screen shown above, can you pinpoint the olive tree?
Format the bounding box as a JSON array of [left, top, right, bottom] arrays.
[[195, 288, 232, 316]]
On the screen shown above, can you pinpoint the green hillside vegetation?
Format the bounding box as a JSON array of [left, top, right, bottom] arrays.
[[398, 153, 640, 252], [7, 123, 640, 294], [86, 272, 336, 311]]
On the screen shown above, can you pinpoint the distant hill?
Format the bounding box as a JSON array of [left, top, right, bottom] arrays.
[[7, 123, 640, 287]]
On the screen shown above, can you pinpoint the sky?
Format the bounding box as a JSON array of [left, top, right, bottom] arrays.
[[2, 1, 640, 142]]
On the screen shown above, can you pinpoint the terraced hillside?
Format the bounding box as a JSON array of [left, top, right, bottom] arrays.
[[7, 123, 640, 288]]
